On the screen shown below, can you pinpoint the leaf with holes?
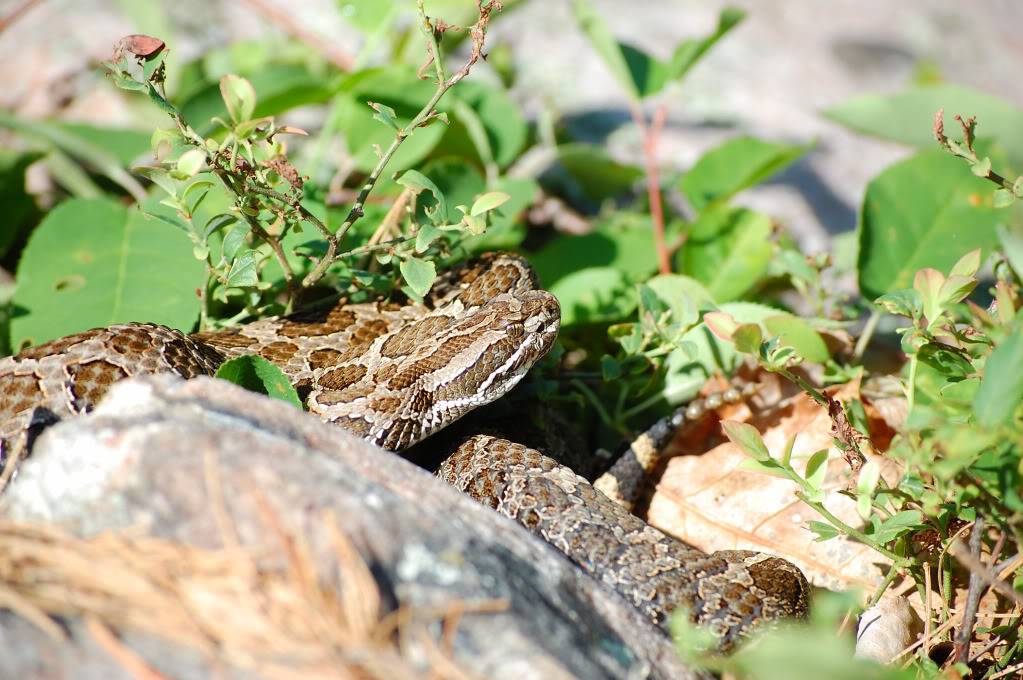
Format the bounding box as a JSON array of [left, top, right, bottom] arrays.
[[11, 197, 203, 349]]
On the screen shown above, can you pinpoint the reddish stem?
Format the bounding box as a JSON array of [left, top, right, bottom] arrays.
[[632, 103, 671, 274]]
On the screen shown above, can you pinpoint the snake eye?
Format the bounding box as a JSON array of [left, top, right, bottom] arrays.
[[505, 322, 524, 339]]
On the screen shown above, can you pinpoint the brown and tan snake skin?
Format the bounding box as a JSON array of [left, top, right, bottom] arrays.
[[0, 251, 808, 650]]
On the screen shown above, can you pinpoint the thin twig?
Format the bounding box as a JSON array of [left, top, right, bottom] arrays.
[[951, 537, 1023, 608], [302, 0, 501, 289], [954, 515, 986, 663], [852, 309, 880, 363], [866, 561, 903, 608], [240, 0, 354, 70], [86, 617, 173, 680], [0, 0, 43, 35], [631, 103, 671, 274]]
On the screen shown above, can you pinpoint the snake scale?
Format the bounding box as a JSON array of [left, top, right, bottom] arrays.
[[0, 252, 808, 650]]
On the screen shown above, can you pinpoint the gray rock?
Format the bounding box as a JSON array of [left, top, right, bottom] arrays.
[[0, 375, 699, 680]]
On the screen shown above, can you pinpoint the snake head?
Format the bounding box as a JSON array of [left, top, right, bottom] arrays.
[[369, 289, 560, 451], [431, 288, 561, 417]]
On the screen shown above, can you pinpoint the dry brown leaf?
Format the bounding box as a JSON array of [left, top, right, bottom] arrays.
[[647, 376, 902, 592]]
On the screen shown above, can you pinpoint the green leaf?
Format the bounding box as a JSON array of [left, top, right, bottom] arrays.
[[993, 188, 1015, 208], [856, 493, 872, 520], [571, 0, 642, 100], [326, 68, 444, 173], [549, 266, 635, 327], [874, 289, 921, 318], [461, 176, 536, 252], [916, 343, 973, 396], [857, 149, 1000, 300], [661, 7, 745, 85], [601, 355, 622, 381], [181, 63, 336, 134], [677, 206, 773, 301], [215, 355, 301, 408], [141, 50, 168, 82], [824, 84, 1023, 164], [804, 450, 830, 490], [644, 275, 712, 327], [234, 115, 273, 140], [680, 136, 812, 211], [109, 71, 147, 92], [337, 0, 395, 32], [221, 224, 248, 261], [148, 210, 191, 235], [470, 191, 511, 216], [856, 459, 881, 496], [397, 168, 447, 221], [219, 74, 257, 124], [937, 274, 977, 308], [572, 3, 743, 99], [664, 302, 780, 404], [175, 148, 206, 177], [703, 311, 740, 341], [445, 80, 528, 168], [531, 213, 660, 288], [973, 326, 1023, 427], [808, 521, 841, 542], [134, 165, 179, 197], [449, 97, 494, 169], [182, 179, 215, 214], [764, 314, 830, 363], [971, 156, 992, 177], [871, 510, 924, 544], [738, 458, 792, 479], [225, 250, 259, 288], [369, 101, 400, 131], [996, 223, 1023, 280], [949, 248, 982, 278], [722, 420, 770, 461], [415, 223, 442, 253], [417, 159, 484, 225], [11, 197, 203, 348], [399, 256, 437, 299], [914, 268, 945, 323], [732, 323, 763, 354]]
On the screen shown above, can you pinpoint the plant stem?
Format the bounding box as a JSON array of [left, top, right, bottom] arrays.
[[631, 102, 671, 274], [342, 235, 417, 260], [302, 0, 499, 289], [852, 308, 881, 362], [906, 353, 918, 414], [796, 490, 906, 564], [571, 378, 619, 433], [866, 561, 904, 608]]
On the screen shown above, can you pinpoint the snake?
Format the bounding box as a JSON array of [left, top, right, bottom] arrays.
[[0, 251, 809, 650]]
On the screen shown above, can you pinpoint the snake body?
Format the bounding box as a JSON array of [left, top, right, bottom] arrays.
[[0, 252, 808, 649]]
